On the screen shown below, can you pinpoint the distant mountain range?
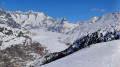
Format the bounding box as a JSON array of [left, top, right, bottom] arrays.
[[9, 10, 78, 33]]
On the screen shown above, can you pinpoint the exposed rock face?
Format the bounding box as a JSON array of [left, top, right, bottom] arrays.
[[0, 41, 47, 67], [0, 27, 13, 35], [0, 41, 2, 46], [0, 28, 47, 67], [0, 27, 47, 67]]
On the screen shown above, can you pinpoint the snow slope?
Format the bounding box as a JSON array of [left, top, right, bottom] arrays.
[[40, 40, 120, 67], [0, 37, 26, 50]]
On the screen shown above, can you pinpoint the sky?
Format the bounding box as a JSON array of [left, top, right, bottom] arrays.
[[0, 0, 120, 22]]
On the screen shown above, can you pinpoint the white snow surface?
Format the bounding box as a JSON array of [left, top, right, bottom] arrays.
[[30, 29, 68, 53], [0, 37, 26, 50], [40, 40, 120, 67]]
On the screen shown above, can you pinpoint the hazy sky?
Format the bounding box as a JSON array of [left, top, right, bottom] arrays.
[[0, 0, 119, 22]]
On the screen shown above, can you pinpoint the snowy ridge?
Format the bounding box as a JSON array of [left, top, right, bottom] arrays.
[[9, 11, 78, 33], [85, 16, 98, 23], [63, 11, 120, 44]]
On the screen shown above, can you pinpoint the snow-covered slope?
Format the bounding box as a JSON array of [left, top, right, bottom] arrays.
[[9, 11, 78, 33], [40, 40, 120, 67], [63, 11, 120, 44]]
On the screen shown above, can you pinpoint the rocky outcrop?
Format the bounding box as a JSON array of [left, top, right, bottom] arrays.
[[0, 40, 47, 67]]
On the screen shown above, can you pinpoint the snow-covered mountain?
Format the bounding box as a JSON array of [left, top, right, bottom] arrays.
[[63, 11, 120, 44], [0, 8, 21, 29], [0, 8, 47, 67], [9, 11, 78, 33]]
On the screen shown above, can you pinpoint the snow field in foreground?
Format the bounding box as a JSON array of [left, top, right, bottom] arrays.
[[40, 40, 120, 67]]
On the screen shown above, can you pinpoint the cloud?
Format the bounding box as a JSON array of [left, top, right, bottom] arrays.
[[90, 8, 105, 12], [1, 2, 6, 5]]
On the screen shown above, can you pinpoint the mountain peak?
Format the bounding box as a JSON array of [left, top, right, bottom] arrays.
[[25, 10, 46, 16], [86, 16, 98, 23], [26, 10, 36, 14], [63, 18, 67, 20], [61, 18, 67, 22], [15, 11, 22, 13], [27, 10, 34, 12], [0, 8, 4, 11], [77, 21, 82, 24], [92, 16, 98, 20]]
